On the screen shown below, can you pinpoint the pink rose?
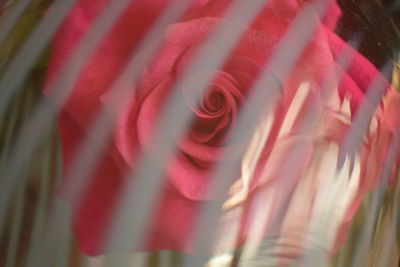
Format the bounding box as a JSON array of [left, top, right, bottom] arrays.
[[46, 0, 398, 258]]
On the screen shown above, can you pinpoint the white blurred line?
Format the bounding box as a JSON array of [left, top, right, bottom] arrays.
[[25, 144, 52, 267], [0, 0, 141, 264], [351, 125, 400, 267], [105, 0, 268, 262], [63, 0, 194, 207], [0, 0, 76, 116], [26, 1, 195, 266], [278, 81, 312, 136], [183, 2, 335, 266], [338, 62, 392, 167], [297, 39, 362, 266], [0, 0, 31, 45], [0, 0, 134, 251]]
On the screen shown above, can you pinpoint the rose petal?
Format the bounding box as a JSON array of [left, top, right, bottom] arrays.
[[58, 111, 125, 256], [167, 152, 214, 200]]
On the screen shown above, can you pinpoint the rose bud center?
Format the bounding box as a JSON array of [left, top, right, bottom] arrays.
[[181, 71, 245, 148], [205, 91, 224, 112]]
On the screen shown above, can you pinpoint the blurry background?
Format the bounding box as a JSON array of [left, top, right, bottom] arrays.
[[0, 0, 399, 266]]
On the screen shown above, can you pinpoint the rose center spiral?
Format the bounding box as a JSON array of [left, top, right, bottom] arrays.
[[202, 89, 226, 114], [209, 92, 223, 109]]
